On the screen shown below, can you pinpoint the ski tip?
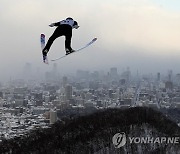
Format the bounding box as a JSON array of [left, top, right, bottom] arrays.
[[41, 33, 45, 37], [93, 38, 97, 41]]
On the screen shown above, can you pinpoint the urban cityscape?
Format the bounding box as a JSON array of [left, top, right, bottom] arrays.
[[0, 62, 180, 142]]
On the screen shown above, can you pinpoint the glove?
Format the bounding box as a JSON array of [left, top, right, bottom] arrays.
[[49, 23, 55, 27], [73, 25, 80, 29]]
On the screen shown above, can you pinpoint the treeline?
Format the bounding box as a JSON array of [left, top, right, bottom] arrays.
[[0, 107, 180, 154]]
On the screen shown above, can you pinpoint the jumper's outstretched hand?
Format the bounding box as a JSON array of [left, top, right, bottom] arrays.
[[74, 25, 80, 29], [49, 23, 55, 27]]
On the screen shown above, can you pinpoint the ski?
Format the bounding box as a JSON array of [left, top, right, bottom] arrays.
[[40, 33, 48, 64], [51, 38, 97, 61]]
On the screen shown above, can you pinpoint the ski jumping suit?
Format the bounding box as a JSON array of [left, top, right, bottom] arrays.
[[43, 18, 78, 54]]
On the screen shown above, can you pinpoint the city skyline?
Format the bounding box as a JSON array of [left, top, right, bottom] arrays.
[[1, 61, 180, 83], [0, 59, 180, 151]]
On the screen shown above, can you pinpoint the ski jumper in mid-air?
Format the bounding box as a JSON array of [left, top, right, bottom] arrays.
[[42, 17, 79, 61]]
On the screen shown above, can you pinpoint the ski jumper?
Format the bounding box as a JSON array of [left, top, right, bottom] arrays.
[[43, 18, 79, 55]]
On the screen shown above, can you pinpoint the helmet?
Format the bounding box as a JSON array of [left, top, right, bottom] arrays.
[[66, 17, 73, 20]]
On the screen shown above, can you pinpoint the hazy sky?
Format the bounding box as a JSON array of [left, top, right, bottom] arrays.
[[1, 0, 180, 80]]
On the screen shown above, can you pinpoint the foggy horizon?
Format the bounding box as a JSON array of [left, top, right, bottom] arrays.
[[0, 60, 179, 83]]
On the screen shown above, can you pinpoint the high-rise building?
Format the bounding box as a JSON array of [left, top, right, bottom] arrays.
[[175, 74, 180, 86], [168, 70, 173, 81], [110, 67, 118, 78], [165, 81, 173, 90], [0, 91, 3, 98], [157, 72, 161, 82], [62, 76, 68, 87], [108, 89, 114, 99], [65, 84, 72, 100], [121, 67, 131, 85], [50, 110, 57, 124]]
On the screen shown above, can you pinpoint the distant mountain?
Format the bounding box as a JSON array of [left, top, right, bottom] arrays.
[[0, 107, 180, 154]]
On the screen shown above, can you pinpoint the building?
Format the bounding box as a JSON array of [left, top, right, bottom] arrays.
[[110, 67, 118, 79], [50, 110, 57, 124], [62, 76, 68, 87], [157, 72, 161, 82], [65, 85, 73, 100]]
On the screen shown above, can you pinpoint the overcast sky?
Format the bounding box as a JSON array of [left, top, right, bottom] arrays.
[[1, 0, 180, 80]]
